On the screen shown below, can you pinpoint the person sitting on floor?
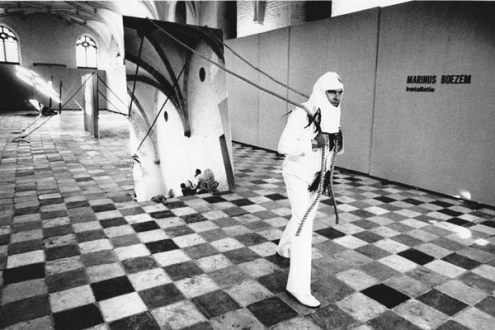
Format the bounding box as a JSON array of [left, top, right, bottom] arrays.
[[180, 180, 197, 196]]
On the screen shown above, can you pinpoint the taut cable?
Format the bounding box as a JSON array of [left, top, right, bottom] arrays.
[[145, 18, 340, 229]]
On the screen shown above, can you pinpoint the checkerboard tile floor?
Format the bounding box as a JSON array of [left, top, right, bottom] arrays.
[[1, 111, 495, 330]]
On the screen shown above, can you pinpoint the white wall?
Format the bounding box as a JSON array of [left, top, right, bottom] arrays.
[[0, 14, 111, 69], [371, 1, 495, 205], [226, 8, 379, 174], [226, 2, 495, 207]]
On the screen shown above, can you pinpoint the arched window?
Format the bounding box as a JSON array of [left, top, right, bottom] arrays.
[[76, 35, 97, 68], [0, 25, 20, 63]]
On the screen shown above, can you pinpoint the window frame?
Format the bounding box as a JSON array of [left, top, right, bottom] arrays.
[[76, 34, 98, 69], [0, 25, 20, 64]]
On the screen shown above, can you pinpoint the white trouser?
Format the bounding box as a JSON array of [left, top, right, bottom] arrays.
[[277, 169, 319, 295]]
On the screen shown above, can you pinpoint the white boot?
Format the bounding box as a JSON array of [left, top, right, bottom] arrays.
[[287, 289, 320, 308], [276, 244, 291, 258]]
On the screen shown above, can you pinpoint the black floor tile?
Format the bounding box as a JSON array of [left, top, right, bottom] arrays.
[[182, 322, 215, 330], [230, 199, 254, 207], [374, 196, 398, 203], [192, 290, 241, 318], [43, 225, 74, 238], [145, 239, 180, 254], [76, 229, 107, 243], [350, 210, 378, 219], [369, 310, 422, 330], [312, 275, 355, 304], [41, 210, 68, 220], [223, 207, 249, 217], [203, 196, 227, 204], [265, 254, 290, 269], [46, 268, 89, 293], [223, 247, 260, 264], [121, 256, 159, 274], [183, 243, 219, 260], [66, 200, 90, 209], [3, 262, 45, 285], [131, 221, 160, 232], [92, 204, 117, 213], [118, 207, 145, 216], [8, 239, 43, 255], [447, 218, 475, 228], [481, 220, 495, 228], [435, 320, 471, 330], [360, 261, 401, 281], [110, 234, 141, 248], [353, 231, 384, 243], [438, 208, 462, 217], [315, 227, 346, 240], [91, 276, 135, 301], [401, 198, 424, 206], [149, 210, 175, 219], [235, 233, 268, 246], [247, 296, 298, 327], [181, 213, 208, 224], [308, 303, 358, 330], [0, 294, 50, 328], [355, 244, 391, 260], [475, 296, 495, 318], [264, 193, 286, 201], [458, 272, 495, 294], [209, 266, 250, 288], [417, 289, 468, 316], [442, 253, 482, 270], [398, 248, 435, 265], [164, 225, 195, 237], [164, 261, 204, 281], [81, 250, 118, 267], [166, 201, 187, 209], [391, 234, 424, 247], [361, 284, 410, 308], [53, 304, 104, 330], [45, 244, 80, 261], [0, 234, 10, 245], [109, 312, 160, 330], [138, 283, 186, 309], [100, 217, 128, 228], [352, 219, 381, 230], [257, 271, 289, 294]]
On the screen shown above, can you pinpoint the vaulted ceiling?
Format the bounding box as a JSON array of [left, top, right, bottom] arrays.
[[0, 1, 181, 58]]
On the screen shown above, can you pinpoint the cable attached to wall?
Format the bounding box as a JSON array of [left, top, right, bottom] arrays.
[[12, 72, 96, 143], [128, 34, 145, 117], [97, 75, 130, 118], [132, 59, 189, 160], [146, 18, 309, 112], [145, 18, 340, 226], [203, 26, 309, 100]]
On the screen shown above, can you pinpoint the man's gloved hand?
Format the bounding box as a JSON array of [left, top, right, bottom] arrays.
[[313, 132, 329, 149]]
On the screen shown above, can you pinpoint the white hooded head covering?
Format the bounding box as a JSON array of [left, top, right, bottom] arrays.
[[302, 72, 344, 134]]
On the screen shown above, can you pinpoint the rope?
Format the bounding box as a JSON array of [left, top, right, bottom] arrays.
[[97, 89, 128, 117], [128, 33, 145, 117], [296, 139, 328, 236], [328, 146, 339, 224], [97, 75, 129, 112], [133, 59, 188, 155], [145, 18, 340, 230], [203, 26, 309, 99], [146, 18, 308, 112], [13, 72, 96, 143]]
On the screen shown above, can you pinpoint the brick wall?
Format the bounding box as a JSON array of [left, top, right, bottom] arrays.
[[237, 1, 308, 37]]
